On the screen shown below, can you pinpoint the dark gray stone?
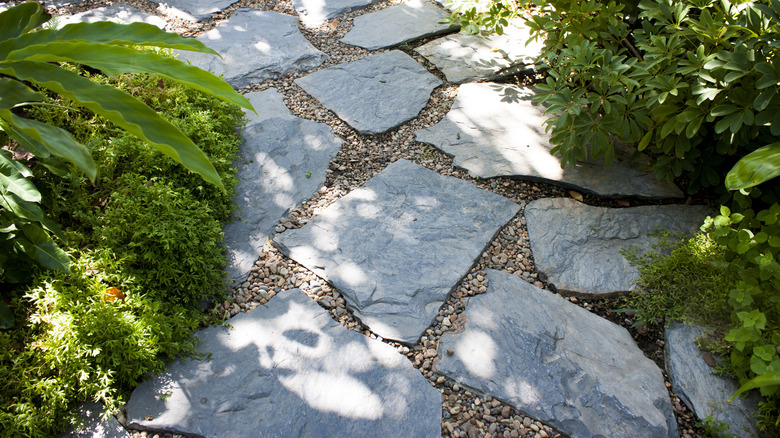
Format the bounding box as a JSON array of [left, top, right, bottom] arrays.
[[223, 89, 342, 286], [58, 4, 167, 28], [340, 0, 457, 50], [274, 159, 519, 343], [179, 10, 327, 88], [295, 50, 441, 135], [61, 402, 129, 438], [435, 269, 678, 438], [150, 0, 234, 22], [292, 0, 383, 27], [665, 323, 760, 437], [415, 83, 683, 198], [126, 290, 441, 437], [525, 198, 710, 296], [414, 22, 543, 83]]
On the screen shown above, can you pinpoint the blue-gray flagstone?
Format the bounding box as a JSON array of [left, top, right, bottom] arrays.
[[295, 50, 441, 135], [179, 10, 327, 89], [57, 4, 167, 28], [61, 402, 129, 438], [274, 159, 519, 343], [126, 290, 441, 437], [150, 0, 235, 21], [292, 0, 383, 27], [223, 89, 342, 286], [435, 269, 679, 438]]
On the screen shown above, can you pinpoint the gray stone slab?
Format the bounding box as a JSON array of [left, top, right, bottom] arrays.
[[340, 0, 457, 50], [61, 402, 129, 438], [665, 323, 760, 437], [150, 0, 235, 22], [415, 83, 683, 198], [414, 22, 543, 83], [295, 51, 441, 135], [126, 290, 441, 437], [525, 198, 710, 297], [292, 0, 383, 27], [224, 89, 342, 285], [274, 159, 519, 343], [179, 10, 327, 89], [435, 269, 678, 438], [58, 4, 167, 29], [242, 88, 296, 126]]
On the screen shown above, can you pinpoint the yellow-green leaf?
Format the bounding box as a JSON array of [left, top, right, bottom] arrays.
[[726, 142, 780, 190]]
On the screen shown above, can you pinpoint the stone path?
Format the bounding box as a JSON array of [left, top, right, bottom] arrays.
[[54, 1, 756, 437]]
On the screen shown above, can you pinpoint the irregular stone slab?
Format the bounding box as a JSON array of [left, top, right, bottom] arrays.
[[58, 4, 167, 29], [242, 88, 296, 126], [126, 290, 441, 437], [414, 22, 543, 83], [61, 402, 129, 438], [340, 0, 457, 50], [292, 0, 383, 27], [274, 159, 519, 343], [415, 83, 682, 198], [436, 269, 678, 438], [150, 0, 234, 22], [525, 198, 710, 296], [666, 323, 760, 437], [179, 10, 327, 89], [223, 89, 342, 286], [295, 51, 441, 134]]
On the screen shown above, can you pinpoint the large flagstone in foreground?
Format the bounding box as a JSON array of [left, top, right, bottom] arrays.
[[126, 290, 441, 437], [223, 89, 342, 286], [292, 0, 383, 27], [62, 402, 128, 438], [525, 198, 710, 296], [58, 4, 167, 28], [179, 10, 327, 88], [435, 269, 678, 438], [150, 0, 234, 21], [415, 83, 683, 198], [295, 51, 441, 135], [414, 22, 543, 83], [274, 160, 519, 343], [340, 0, 457, 50]]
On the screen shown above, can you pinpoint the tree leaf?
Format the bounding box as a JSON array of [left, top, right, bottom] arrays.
[[0, 77, 43, 110], [0, 2, 49, 41], [0, 149, 40, 202], [726, 142, 780, 190]]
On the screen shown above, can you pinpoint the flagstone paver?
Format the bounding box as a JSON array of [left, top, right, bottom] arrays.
[[58, 4, 167, 28], [292, 0, 384, 27], [223, 89, 342, 286], [416, 82, 684, 198], [665, 323, 761, 437], [274, 159, 519, 343], [126, 290, 441, 437], [179, 9, 327, 89], [295, 50, 441, 135], [149, 0, 234, 22], [61, 402, 129, 438], [414, 22, 543, 83], [525, 198, 710, 296], [340, 0, 457, 50], [435, 269, 679, 438]]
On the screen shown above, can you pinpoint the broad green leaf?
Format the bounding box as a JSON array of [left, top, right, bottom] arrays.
[[0, 191, 43, 222], [730, 371, 780, 401], [19, 223, 70, 273], [0, 2, 49, 41], [0, 149, 40, 202], [638, 129, 653, 151], [0, 61, 224, 190], [754, 88, 776, 112], [0, 116, 50, 158], [0, 77, 43, 110], [726, 142, 780, 190], [8, 42, 252, 110]]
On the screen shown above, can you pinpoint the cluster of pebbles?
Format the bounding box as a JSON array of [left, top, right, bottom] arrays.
[[38, 0, 706, 436]]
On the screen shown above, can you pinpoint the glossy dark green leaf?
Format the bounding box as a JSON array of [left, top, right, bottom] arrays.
[[19, 223, 70, 273], [0, 77, 43, 110]]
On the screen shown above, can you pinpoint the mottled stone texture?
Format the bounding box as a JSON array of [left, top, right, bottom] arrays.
[[149, 0, 235, 21], [525, 198, 710, 296], [436, 269, 679, 438], [61, 402, 129, 438], [295, 50, 441, 135], [292, 0, 383, 27], [179, 10, 326, 88], [58, 4, 167, 28], [415, 83, 682, 198], [666, 323, 760, 437], [274, 159, 519, 343], [126, 290, 441, 437]]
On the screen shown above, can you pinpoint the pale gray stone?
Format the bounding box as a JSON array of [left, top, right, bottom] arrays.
[[340, 0, 457, 50], [435, 269, 678, 438], [242, 88, 296, 126], [274, 159, 519, 343], [292, 0, 383, 27], [665, 323, 760, 437], [525, 198, 710, 296], [57, 4, 167, 29], [179, 10, 327, 89], [414, 22, 543, 83], [295, 51, 441, 134], [150, 0, 235, 22], [61, 402, 129, 438], [126, 290, 441, 437], [223, 90, 342, 285], [415, 83, 683, 198]]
